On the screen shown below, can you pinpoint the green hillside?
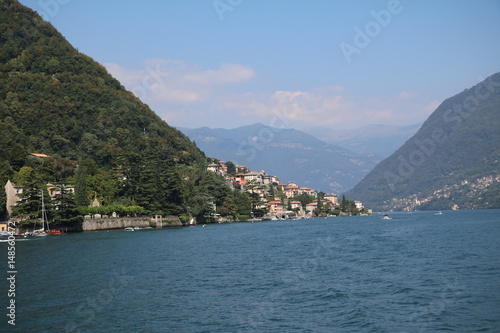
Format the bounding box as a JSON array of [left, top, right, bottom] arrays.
[[346, 72, 500, 211], [0, 0, 235, 222]]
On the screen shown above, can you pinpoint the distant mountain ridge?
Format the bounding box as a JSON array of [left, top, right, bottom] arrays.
[[346, 72, 500, 210], [307, 123, 422, 158], [178, 123, 381, 194]]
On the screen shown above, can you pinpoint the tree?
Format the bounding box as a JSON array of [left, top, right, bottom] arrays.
[[74, 165, 89, 207], [52, 184, 82, 227], [226, 161, 236, 175], [317, 197, 323, 215], [217, 196, 237, 218], [11, 170, 51, 228], [340, 195, 347, 212], [234, 190, 251, 218], [295, 193, 313, 209], [13, 166, 35, 186]]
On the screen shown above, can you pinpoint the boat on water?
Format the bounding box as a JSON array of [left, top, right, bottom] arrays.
[[33, 191, 50, 237], [435, 211, 443, 215], [49, 229, 65, 235], [383, 214, 392, 220], [0, 232, 30, 239], [124, 227, 135, 231]]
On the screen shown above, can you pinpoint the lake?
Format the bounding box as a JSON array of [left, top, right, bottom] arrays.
[[2, 210, 500, 332]]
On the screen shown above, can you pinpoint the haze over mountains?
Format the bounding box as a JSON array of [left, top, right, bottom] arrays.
[[179, 123, 380, 194], [307, 123, 422, 158], [347, 72, 500, 211]]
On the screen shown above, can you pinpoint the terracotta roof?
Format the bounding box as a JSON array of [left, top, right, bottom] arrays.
[[268, 201, 283, 205], [30, 153, 51, 158], [285, 186, 300, 189]]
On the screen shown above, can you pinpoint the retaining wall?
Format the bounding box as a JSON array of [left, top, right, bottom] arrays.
[[82, 216, 182, 231]]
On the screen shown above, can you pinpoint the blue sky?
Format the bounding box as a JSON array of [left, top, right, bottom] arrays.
[[19, 0, 500, 130]]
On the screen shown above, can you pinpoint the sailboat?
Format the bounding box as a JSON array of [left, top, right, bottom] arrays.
[[33, 190, 50, 237]]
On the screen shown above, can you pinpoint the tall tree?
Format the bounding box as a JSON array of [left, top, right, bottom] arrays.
[[74, 165, 89, 207], [226, 161, 236, 175], [11, 169, 51, 228], [53, 184, 82, 227], [341, 195, 347, 212]]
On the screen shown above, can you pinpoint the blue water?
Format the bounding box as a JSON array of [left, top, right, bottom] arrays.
[[2, 210, 500, 332]]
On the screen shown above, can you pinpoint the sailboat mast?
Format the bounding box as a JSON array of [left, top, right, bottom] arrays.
[[41, 190, 45, 230], [41, 190, 50, 232]]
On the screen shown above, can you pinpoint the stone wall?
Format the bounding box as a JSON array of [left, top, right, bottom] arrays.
[[82, 216, 182, 231]]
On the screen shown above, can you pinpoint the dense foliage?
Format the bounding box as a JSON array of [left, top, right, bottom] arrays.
[[347, 72, 500, 210], [0, 1, 241, 222]]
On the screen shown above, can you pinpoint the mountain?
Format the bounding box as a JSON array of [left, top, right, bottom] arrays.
[[346, 72, 500, 211], [178, 123, 381, 194], [307, 123, 421, 158], [0, 0, 213, 219]]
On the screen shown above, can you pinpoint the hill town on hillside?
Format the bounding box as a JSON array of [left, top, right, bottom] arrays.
[[206, 159, 369, 220]]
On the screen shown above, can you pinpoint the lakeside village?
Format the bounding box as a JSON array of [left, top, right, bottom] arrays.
[[206, 159, 371, 220], [0, 154, 370, 236]]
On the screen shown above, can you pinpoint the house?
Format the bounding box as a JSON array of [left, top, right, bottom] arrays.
[[4, 181, 77, 218], [354, 201, 364, 210], [301, 187, 317, 197], [0, 221, 8, 232], [47, 184, 75, 198], [28, 153, 51, 162], [254, 202, 268, 210], [325, 193, 338, 204], [231, 174, 246, 187], [305, 202, 318, 212], [207, 163, 220, 173], [5, 180, 23, 216], [284, 185, 301, 198], [243, 170, 266, 185], [268, 200, 284, 216], [262, 174, 279, 185], [236, 165, 248, 173], [290, 201, 302, 210], [207, 163, 226, 175]]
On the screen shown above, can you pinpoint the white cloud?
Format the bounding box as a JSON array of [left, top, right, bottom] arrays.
[[104, 59, 255, 105], [210, 87, 436, 130], [104, 59, 436, 129], [182, 63, 255, 85]]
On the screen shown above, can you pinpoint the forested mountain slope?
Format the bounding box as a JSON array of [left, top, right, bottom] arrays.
[[0, 0, 231, 221], [346, 72, 500, 211]]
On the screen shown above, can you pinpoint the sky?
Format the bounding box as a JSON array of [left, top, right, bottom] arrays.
[[19, 0, 500, 131]]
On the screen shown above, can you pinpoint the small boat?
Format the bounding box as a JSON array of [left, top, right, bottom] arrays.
[[133, 226, 141, 230], [49, 229, 65, 235], [383, 214, 391, 220], [435, 211, 443, 215], [124, 227, 135, 231], [0, 232, 30, 239], [33, 191, 50, 236]]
